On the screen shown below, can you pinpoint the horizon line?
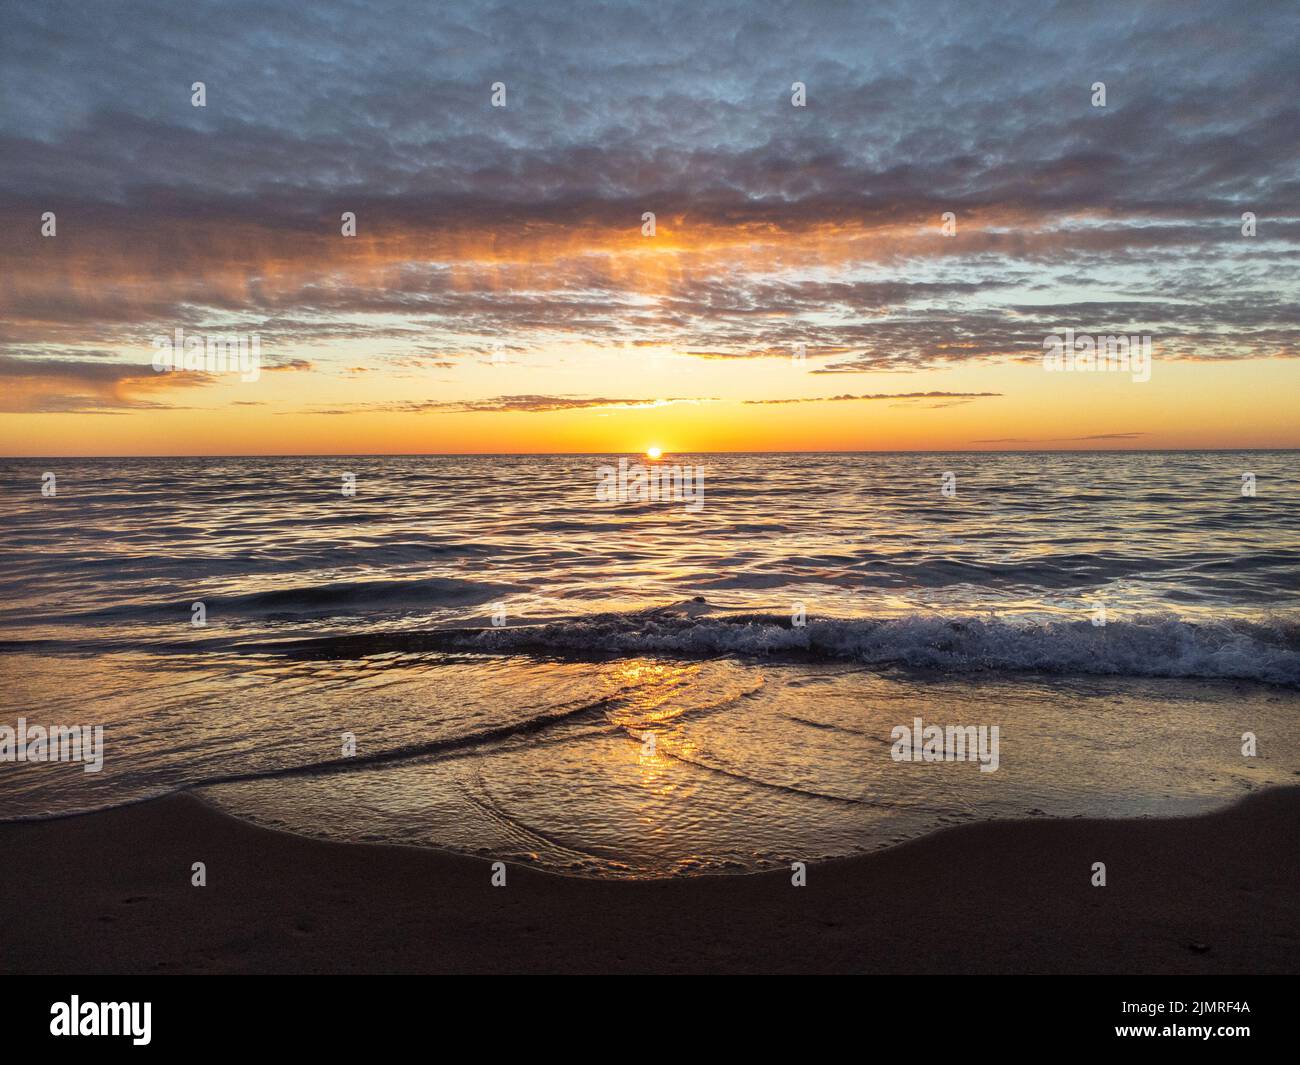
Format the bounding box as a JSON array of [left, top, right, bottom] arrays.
[[4, 447, 1297, 460]]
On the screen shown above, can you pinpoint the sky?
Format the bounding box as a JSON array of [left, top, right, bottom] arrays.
[[1, 0, 1297, 455]]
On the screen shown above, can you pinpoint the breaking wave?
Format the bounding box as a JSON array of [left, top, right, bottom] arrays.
[[263, 605, 1300, 686]]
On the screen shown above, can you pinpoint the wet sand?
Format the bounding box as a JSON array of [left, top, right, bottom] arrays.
[[1, 787, 1296, 974]]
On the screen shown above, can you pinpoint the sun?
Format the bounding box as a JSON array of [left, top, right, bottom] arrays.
[[645, 446, 663, 460]]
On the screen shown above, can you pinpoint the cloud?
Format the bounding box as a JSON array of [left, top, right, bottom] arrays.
[[0, 354, 213, 412], [971, 432, 1149, 443], [745, 391, 1002, 404], [0, 0, 1296, 416], [303, 395, 719, 415]]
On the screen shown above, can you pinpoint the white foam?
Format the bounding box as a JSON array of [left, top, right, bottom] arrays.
[[461, 610, 1300, 685]]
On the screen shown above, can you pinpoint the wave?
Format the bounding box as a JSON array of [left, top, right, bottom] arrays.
[[261, 604, 1300, 685], [21, 575, 518, 624], [215, 575, 516, 613]]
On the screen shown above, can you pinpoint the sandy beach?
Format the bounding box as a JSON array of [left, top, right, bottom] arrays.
[[2, 787, 1295, 975]]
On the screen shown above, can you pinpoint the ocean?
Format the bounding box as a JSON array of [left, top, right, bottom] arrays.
[[2, 451, 1297, 877]]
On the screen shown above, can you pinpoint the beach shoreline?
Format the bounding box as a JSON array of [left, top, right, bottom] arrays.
[[2, 787, 1296, 975]]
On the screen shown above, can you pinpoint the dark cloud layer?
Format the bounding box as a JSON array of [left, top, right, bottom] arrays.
[[305, 395, 717, 415], [1, 0, 1297, 402], [745, 391, 1001, 404]]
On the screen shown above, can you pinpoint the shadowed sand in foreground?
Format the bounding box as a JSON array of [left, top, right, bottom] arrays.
[[1, 788, 1296, 974]]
